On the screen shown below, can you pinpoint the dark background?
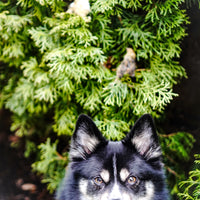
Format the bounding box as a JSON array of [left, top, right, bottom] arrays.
[[0, 4, 200, 200], [164, 5, 200, 155]]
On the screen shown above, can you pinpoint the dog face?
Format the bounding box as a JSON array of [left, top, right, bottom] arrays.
[[57, 114, 169, 200]]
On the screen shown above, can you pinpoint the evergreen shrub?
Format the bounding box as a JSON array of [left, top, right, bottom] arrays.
[[0, 0, 197, 197], [178, 154, 200, 200]]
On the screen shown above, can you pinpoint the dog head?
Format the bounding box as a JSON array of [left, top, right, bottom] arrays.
[[65, 114, 168, 200]]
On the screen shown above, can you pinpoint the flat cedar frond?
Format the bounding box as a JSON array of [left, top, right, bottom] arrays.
[[95, 118, 129, 140], [178, 154, 200, 200], [91, 0, 118, 13], [32, 138, 68, 193], [103, 81, 129, 107]]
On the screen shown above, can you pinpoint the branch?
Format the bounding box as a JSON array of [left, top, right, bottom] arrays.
[[166, 166, 181, 178], [56, 152, 67, 161], [161, 132, 178, 137]]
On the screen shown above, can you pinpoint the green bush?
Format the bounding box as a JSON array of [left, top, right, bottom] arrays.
[[0, 0, 197, 197], [178, 154, 200, 200]]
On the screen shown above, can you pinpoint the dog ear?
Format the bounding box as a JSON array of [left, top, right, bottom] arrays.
[[69, 114, 107, 160], [123, 114, 162, 160]]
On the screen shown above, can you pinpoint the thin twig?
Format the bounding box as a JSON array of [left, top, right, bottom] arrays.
[[166, 166, 181, 178], [56, 152, 67, 161], [161, 132, 178, 137]]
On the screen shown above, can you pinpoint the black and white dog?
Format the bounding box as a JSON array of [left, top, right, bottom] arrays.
[[56, 114, 169, 200]]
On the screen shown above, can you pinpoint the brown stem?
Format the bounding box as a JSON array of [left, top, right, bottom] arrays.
[[166, 166, 181, 178], [161, 132, 178, 137], [56, 152, 67, 161]]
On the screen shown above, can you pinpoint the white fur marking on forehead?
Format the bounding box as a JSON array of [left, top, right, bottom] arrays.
[[100, 170, 110, 183], [112, 154, 117, 182], [120, 168, 130, 182]]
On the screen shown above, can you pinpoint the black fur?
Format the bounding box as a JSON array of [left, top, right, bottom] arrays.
[[56, 114, 169, 200]]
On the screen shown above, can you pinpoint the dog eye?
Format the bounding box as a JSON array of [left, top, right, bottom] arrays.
[[93, 176, 104, 186], [127, 176, 137, 185]]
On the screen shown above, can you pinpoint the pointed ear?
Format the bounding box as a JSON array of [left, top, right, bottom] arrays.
[[123, 114, 161, 160], [69, 114, 107, 160]]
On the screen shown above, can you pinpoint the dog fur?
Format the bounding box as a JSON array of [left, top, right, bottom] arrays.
[[56, 114, 169, 200]]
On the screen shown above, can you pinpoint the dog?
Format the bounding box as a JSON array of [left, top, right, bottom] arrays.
[[56, 114, 169, 200]]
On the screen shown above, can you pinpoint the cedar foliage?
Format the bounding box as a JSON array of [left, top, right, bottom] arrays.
[[178, 154, 200, 200], [0, 0, 197, 197]]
